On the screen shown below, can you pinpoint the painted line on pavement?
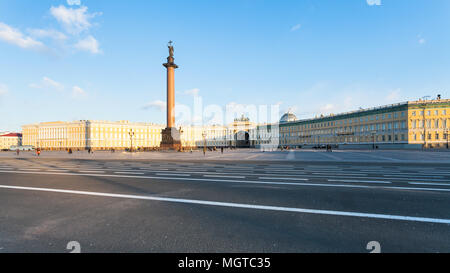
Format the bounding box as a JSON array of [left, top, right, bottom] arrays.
[[0, 184, 449, 225], [114, 171, 145, 175], [155, 173, 190, 177], [328, 179, 391, 184], [408, 182, 450, 186], [2, 170, 450, 193], [259, 177, 308, 181], [204, 175, 246, 179]]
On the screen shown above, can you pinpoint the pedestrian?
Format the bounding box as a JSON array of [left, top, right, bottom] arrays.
[[36, 148, 41, 157], [221, 147, 224, 154]]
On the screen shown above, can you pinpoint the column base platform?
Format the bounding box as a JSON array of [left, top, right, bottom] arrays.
[[160, 127, 182, 150]]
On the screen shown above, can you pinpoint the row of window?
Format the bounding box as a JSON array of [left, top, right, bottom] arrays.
[[411, 109, 447, 116], [281, 122, 408, 137], [413, 133, 449, 141], [280, 111, 408, 132], [410, 119, 448, 129], [281, 134, 408, 144]]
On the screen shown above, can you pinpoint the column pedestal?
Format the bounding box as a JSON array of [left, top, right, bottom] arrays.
[[160, 127, 181, 150]]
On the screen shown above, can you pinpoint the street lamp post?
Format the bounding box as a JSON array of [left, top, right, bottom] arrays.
[[371, 131, 376, 150], [129, 130, 135, 153], [202, 131, 207, 156], [179, 126, 184, 151], [420, 104, 427, 149], [445, 128, 449, 149]]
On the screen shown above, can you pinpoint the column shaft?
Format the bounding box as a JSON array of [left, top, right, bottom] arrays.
[[167, 67, 175, 128]]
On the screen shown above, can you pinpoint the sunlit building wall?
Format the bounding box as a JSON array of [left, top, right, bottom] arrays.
[[22, 120, 165, 150], [274, 98, 450, 149], [0, 133, 22, 150]]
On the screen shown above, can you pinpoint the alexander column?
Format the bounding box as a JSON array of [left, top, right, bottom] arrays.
[[160, 41, 182, 150]]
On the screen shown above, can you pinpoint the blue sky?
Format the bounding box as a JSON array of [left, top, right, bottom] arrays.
[[0, 0, 449, 131]]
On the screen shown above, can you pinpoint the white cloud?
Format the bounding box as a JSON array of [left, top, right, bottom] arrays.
[[27, 28, 67, 41], [74, 35, 101, 54], [320, 103, 335, 112], [67, 0, 81, 6], [417, 35, 426, 45], [290, 24, 301, 32], [50, 5, 100, 35], [0, 84, 8, 96], [366, 0, 381, 6], [1, 3, 102, 56], [0, 22, 46, 50], [386, 88, 401, 102], [72, 86, 87, 98], [142, 100, 166, 111], [29, 77, 64, 91], [184, 88, 200, 97]]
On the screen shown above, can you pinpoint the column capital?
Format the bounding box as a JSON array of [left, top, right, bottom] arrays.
[[163, 62, 179, 69], [163, 55, 178, 68]]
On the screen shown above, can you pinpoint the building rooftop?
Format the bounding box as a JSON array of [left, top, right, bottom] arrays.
[[1, 133, 22, 137], [280, 98, 449, 126], [280, 112, 297, 123]]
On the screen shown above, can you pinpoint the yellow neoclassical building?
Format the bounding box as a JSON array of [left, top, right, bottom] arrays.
[[21, 118, 258, 151], [190, 116, 257, 148], [22, 120, 165, 151], [22, 98, 449, 151], [271, 98, 450, 149], [0, 133, 22, 150]]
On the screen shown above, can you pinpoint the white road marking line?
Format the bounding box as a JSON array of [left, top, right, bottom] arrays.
[[328, 179, 391, 184], [19, 169, 41, 171], [1, 166, 446, 182], [408, 182, 450, 186], [203, 175, 246, 179], [1, 184, 449, 224], [306, 165, 341, 169], [79, 170, 105, 173], [259, 177, 308, 181], [114, 172, 145, 175], [419, 173, 450, 176], [351, 170, 401, 173], [393, 178, 450, 182], [2, 170, 450, 192], [312, 173, 368, 176], [385, 174, 445, 178], [155, 173, 190, 177], [263, 167, 303, 170]]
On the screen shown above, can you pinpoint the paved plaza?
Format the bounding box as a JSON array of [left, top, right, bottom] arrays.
[[1, 148, 450, 164], [0, 149, 449, 252]]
